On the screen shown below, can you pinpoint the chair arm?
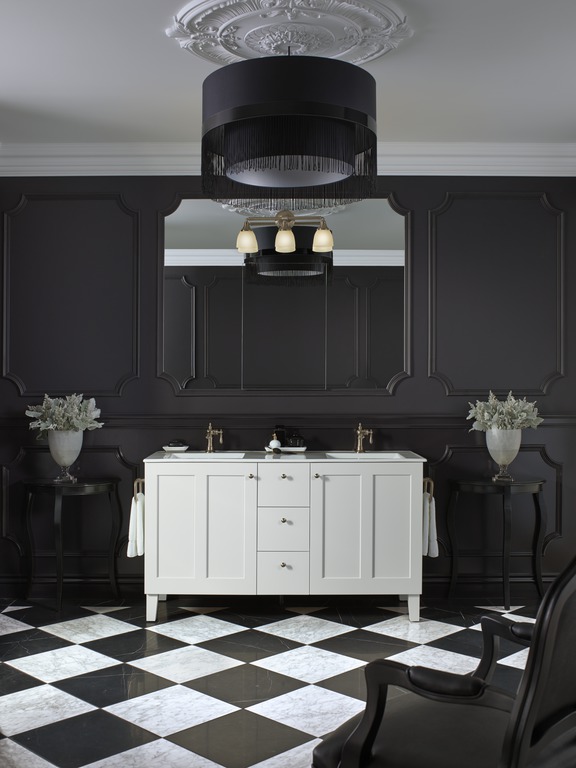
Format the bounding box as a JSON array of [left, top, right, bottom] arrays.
[[339, 659, 513, 768], [473, 615, 534, 681]]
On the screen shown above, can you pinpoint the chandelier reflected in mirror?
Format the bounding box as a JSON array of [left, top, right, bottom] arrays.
[[237, 210, 334, 285]]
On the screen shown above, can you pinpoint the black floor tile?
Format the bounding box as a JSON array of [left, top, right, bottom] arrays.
[[169, 709, 312, 768], [311, 628, 418, 662], [0, 627, 73, 662], [53, 663, 174, 707], [82, 627, 188, 662], [11, 709, 157, 768], [0, 663, 43, 696], [197, 628, 303, 661], [184, 662, 307, 706]]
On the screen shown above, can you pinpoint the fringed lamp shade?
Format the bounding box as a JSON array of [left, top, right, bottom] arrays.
[[202, 56, 377, 212], [244, 226, 332, 287]]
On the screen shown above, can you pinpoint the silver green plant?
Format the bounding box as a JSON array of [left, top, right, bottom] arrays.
[[467, 391, 543, 431], [26, 394, 104, 439]]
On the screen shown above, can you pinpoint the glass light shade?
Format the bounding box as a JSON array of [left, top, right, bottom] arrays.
[[236, 226, 259, 253], [312, 225, 334, 252], [275, 228, 296, 253]]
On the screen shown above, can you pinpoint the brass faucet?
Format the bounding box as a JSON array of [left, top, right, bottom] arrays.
[[206, 422, 223, 453], [355, 422, 373, 453]]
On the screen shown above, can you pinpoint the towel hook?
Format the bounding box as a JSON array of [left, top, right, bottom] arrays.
[[133, 477, 144, 500], [423, 476, 434, 497]]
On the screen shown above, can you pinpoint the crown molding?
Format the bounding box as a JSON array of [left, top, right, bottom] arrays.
[[1, 141, 576, 177]]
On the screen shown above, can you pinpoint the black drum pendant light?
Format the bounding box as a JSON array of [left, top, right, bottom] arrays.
[[201, 55, 377, 212]]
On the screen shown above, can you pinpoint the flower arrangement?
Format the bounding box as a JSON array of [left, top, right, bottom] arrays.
[[467, 391, 543, 431], [25, 394, 104, 439]]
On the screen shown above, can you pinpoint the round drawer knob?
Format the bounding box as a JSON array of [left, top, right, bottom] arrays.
[[248, 473, 254, 479], [280, 562, 287, 568], [280, 517, 287, 523], [281, 473, 287, 479], [314, 473, 320, 478]]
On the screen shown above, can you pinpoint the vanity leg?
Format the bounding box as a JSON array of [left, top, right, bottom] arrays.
[[159, 594, 167, 602], [407, 595, 420, 622], [146, 594, 159, 622]]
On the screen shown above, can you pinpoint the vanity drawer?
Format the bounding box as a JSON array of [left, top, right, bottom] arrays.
[[258, 507, 309, 551], [257, 552, 309, 594], [257, 463, 310, 507]]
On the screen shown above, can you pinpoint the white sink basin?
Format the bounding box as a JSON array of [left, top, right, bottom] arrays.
[[171, 452, 246, 459], [323, 451, 405, 460]]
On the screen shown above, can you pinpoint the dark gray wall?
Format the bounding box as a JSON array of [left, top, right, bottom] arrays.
[[1, 174, 574, 602]]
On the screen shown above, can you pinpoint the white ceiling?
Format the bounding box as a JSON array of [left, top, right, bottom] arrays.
[[2, 0, 576, 176]]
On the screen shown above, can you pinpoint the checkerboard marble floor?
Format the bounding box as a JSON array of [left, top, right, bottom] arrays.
[[0, 596, 537, 768]]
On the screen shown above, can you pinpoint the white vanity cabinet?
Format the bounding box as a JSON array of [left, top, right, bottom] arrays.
[[310, 463, 422, 621], [144, 451, 424, 622]]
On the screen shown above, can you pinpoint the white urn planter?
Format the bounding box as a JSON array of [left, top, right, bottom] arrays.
[[48, 430, 83, 483], [485, 427, 522, 482]]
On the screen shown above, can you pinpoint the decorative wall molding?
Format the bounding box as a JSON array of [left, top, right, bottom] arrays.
[[3, 142, 576, 177]]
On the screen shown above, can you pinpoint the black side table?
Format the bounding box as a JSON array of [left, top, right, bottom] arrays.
[[24, 478, 122, 610], [447, 478, 546, 610]]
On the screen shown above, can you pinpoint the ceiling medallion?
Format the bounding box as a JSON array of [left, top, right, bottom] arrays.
[[166, 0, 413, 65]]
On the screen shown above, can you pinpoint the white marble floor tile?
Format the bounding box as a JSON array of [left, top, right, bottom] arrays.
[[252, 645, 365, 683], [502, 613, 536, 624], [6, 644, 118, 683], [0, 738, 62, 767], [250, 739, 322, 768], [82, 738, 224, 768], [82, 605, 129, 614], [470, 614, 535, 632], [105, 684, 238, 737], [0, 684, 95, 736], [129, 643, 244, 683], [286, 606, 325, 615], [180, 606, 228, 615], [258, 614, 354, 644], [365, 615, 463, 643], [42, 614, 136, 643], [499, 648, 530, 669], [385, 645, 480, 674], [147, 613, 242, 644], [0, 613, 31, 635], [248, 685, 364, 737]]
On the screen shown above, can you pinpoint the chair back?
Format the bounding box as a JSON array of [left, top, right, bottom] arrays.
[[501, 554, 576, 767]]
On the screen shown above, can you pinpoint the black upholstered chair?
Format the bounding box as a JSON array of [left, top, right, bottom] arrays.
[[312, 556, 576, 768]]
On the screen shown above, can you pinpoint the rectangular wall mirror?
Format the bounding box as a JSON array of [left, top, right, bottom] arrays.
[[163, 198, 407, 393]]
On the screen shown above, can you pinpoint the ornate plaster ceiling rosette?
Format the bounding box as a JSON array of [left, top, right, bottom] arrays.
[[166, 0, 413, 65]]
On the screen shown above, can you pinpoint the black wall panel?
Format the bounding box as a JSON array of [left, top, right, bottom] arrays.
[[4, 194, 139, 396], [0, 174, 575, 602]]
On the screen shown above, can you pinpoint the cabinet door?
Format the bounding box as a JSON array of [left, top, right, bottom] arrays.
[[310, 463, 422, 594], [145, 462, 257, 595]]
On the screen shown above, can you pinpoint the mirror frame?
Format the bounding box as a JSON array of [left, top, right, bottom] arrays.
[[158, 191, 412, 397]]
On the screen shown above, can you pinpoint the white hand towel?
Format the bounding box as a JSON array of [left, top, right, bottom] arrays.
[[127, 492, 145, 557], [423, 491, 439, 558]]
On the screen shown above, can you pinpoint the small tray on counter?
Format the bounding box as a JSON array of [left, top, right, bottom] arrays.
[[265, 446, 307, 453]]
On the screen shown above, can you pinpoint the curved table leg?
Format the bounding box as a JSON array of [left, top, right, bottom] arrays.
[[25, 490, 35, 600], [54, 489, 64, 611], [532, 490, 546, 598], [447, 489, 460, 600], [502, 486, 512, 611], [108, 488, 121, 599]]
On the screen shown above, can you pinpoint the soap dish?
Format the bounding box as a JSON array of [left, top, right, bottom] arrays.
[[162, 445, 189, 453], [265, 446, 306, 453]]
